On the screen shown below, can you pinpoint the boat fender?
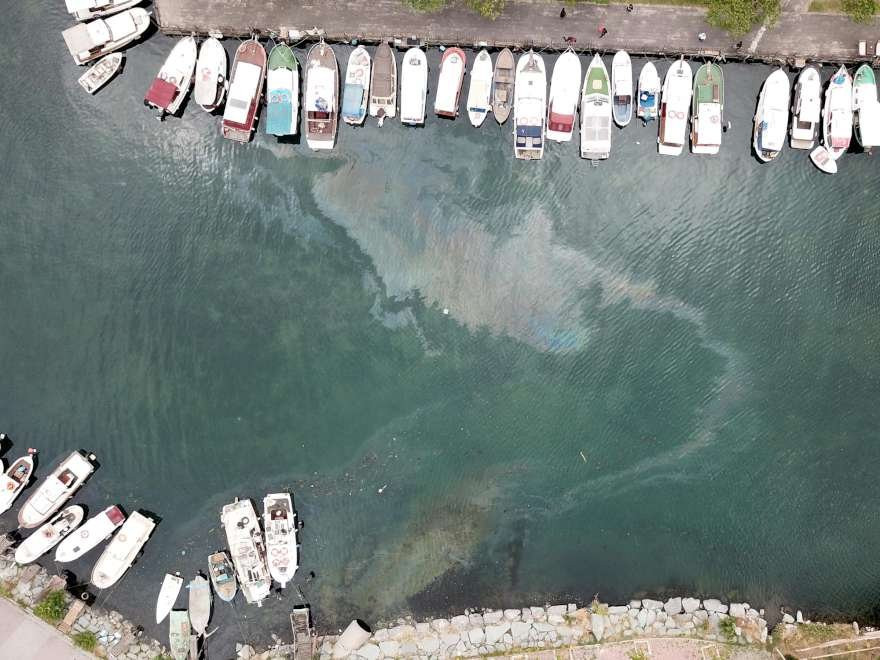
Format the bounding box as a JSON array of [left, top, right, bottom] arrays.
[[6, 482, 14, 491]]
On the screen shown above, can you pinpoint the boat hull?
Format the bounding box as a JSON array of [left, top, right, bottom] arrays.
[[266, 44, 300, 136], [690, 63, 724, 155], [400, 47, 428, 126], [55, 505, 125, 562], [580, 54, 612, 161], [208, 551, 238, 602], [492, 48, 515, 125], [822, 66, 852, 160], [222, 40, 267, 143], [753, 70, 791, 162], [513, 52, 547, 160], [156, 573, 184, 624], [342, 46, 371, 126], [62, 8, 150, 65], [194, 37, 227, 112], [169, 610, 190, 660], [188, 575, 212, 636], [0, 454, 34, 515], [466, 50, 493, 128], [222, 498, 271, 605], [90, 511, 156, 590], [546, 50, 581, 142], [790, 66, 821, 150], [145, 36, 198, 117], [305, 42, 340, 150], [611, 51, 633, 127], [18, 451, 95, 529], [637, 62, 660, 123], [434, 48, 466, 118], [78, 53, 123, 94], [369, 43, 397, 123], [15, 505, 85, 565], [658, 59, 692, 156], [263, 493, 299, 588]]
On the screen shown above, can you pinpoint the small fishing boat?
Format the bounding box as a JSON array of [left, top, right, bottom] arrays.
[[852, 64, 880, 152], [580, 54, 612, 161], [513, 51, 547, 160], [305, 41, 339, 150], [822, 65, 853, 160], [492, 48, 515, 124], [790, 66, 822, 150], [369, 43, 397, 125], [434, 48, 466, 118], [144, 36, 198, 119], [168, 610, 190, 660], [637, 61, 661, 124], [263, 492, 299, 588], [90, 511, 156, 589], [188, 575, 212, 636], [194, 37, 227, 112], [753, 69, 790, 162], [342, 46, 371, 126], [62, 7, 150, 65], [466, 49, 494, 127], [18, 450, 95, 529], [611, 50, 633, 127], [65, 0, 141, 21], [658, 58, 693, 156], [221, 39, 267, 143], [156, 573, 184, 624], [55, 505, 125, 562], [0, 449, 35, 515], [221, 498, 271, 605], [400, 47, 428, 126], [208, 551, 237, 602], [546, 49, 582, 143], [690, 62, 724, 155], [15, 505, 84, 564], [78, 53, 123, 94], [266, 43, 299, 136], [809, 145, 838, 174]]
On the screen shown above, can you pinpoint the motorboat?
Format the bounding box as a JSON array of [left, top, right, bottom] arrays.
[[580, 54, 612, 161], [658, 57, 693, 156], [15, 505, 84, 564], [809, 146, 838, 174], [188, 575, 212, 636], [156, 573, 184, 624], [90, 511, 156, 589], [466, 49, 493, 127], [822, 65, 852, 160], [611, 50, 633, 127], [369, 43, 397, 125], [18, 450, 95, 528], [790, 66, 821, 150], [852, 64, 880, 152], [342, 45, 371, 126], [304, 41, 339, 150], [400, 47, 428, 126], [221, 498, 271, 605], [492, 48, 515, 124], [690, 62, 724, 155], [266, 43, 299, 135], [62, 7, 150, 65], [263, 492, 298, 588], [144, 36, 198, 119], [194, 37, 227, 112], [55, 504, 125, 562], [546, 49, 582, 142], [0, 449, 35, 515], [77, 52, 123, 94], [753, 69, 790, 162], [637, 61, 661, 123], [65, 0, 141, 21], [168, 610, 190, 660], [221, 39, 267, 142], [513, 51, 547, 160], [434, 48, 466, 118], [208, 551, 237, 602]]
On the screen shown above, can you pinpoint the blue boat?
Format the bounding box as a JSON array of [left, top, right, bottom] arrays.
[[266, 44, 299, 136], [342, 46, 371, 125]]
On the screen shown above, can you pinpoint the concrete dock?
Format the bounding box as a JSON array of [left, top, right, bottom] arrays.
[[0, 598, 91, 660]]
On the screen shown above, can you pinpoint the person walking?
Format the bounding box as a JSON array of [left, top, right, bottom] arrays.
[[626, 3, 633, 11], [560, 7, 567, 18], [600, 25, 608, 38]]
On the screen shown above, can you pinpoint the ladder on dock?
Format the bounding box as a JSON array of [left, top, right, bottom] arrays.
[[290, 606, 315, 660]]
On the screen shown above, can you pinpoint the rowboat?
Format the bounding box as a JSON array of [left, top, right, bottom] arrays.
[[822, 65, 852, 160], [342, 45, 371, 126], [18, 450, 95, 528], [434, 48, 466, 118], [580, 54, 612, 161], [658, 57, 692, 156], [637, 61, 661, 123], [156, 573, 184, 624], [0, 449, 35, 515], [492, 48, 515, 124], [546, 49, 581, 143], [809, 146, 837, 174], [690, 62, 724, 155], [852, 64, 880, 152], [62, 8, 150, 65], [187, 575, 212, 636], [78, 53, 123, 94], [753, 69, 790, 162], [144, 36, 197, 119], [221, 39, 267, 142], [369, 43, 397, 125], [513, 51, 547, 160], [15, 505, 84, 564], [466, 49, 493, 127], [400, 47, 428, 126], [194, 37, 227, 112], [304, 41, 339, 150], [263, 492, 299, 588], [55, 505, 125, 562], [168, 610, 190, 660], [90, 511, 156, 589], [790, 66, 821, 150], [65, 0, 141, 21], [221, 498, 271, 605], [611, 50, 633, 127], [266, 43, 299, 136], [208, 551, 237, 602]]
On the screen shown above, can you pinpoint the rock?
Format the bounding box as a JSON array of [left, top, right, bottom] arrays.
[[440, 632, 460, 651], [693, 610, 709, 624], [666, 627, 682, 636], [372, 629, 388, 642], [645, 610, 656, 627], [502, 633, 513, 644], [238, 645, 255, 659], [533, 622, 555, 634], [510, 622, 531, 644], [729, 603, 747, 619], [467, 628, 485, 645], [782, 613, 795, 624], [656, 611, 667, 624], [547, 604, 567, 617], [548, 614, 565, 625], [483, 610, 503, 625], [377, 641, 399, 657], [642, 598, 663, 610], [358, 644, 380, 660], [529, 607, 546, 622], [702, 599, 727, 614], [673, 613, 691, 628], [629, 600, 642, 609], [503, 609, 521, 622], [748, 608, 760, 619], [682, 597, 701, 613], [450, 615, 469, 630], [389, 625, 415, 640], [567, 603, 577, 613], [664, 597, 682, 615], [797, 610, 804, 623], [608, 605, 628, 615], [636, 609, 648, 628], [398, 641, 418, 656], [415, 622, 430, 634], [591, 613, 606, 641], [485, 623, 509, 644], [467, 614, 484, 628]]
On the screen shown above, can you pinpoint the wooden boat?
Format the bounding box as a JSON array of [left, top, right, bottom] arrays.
[[658, 57, 692, 156], [208, 551, 237, 602], [0, 449, 35, 515], [852, 64, 880, 151], [637, 61, 661, 124], [263, 493, 298, 588], [690, 62, 724, 155], [492, 48, 514, 124], [369, 43, 397, 125], [187, 575, 212, 636], [156, 573, 184, 624], [434, 48, 466, 118], [55, 504, 125, 562], [18, 450, 95, 528], [790, 66, 822, 150], [221, 498, 271, 605], [580, 54, 612, 161], [144, 36, 197, 119], [194, 37, 227, 112], [809, 145, 838, 174], [546, 49, 581, 143], [62, 8, 150, 65], [342, 46, 371, 126], [15, 505, 84, 564], [400, 47, 428, 126], [90, 511, 156, 589], [168, 610, 190, 660], [753, 69, 790, 162], [611, 50, 633, 127], [304, 41, 339, 150], [466, 49, 493, 127], [78, 53, 123, 94], [221, 39, 267, 143], [65, 0, 141, 21], [513, 51, 547, 160], [822, 65, 852, 160], [266, 43, 299, 136]]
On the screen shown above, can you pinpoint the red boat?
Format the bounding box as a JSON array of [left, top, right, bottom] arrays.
[[222, 39, 267, 142]]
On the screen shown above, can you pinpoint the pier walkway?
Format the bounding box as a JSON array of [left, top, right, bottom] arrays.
[[0, 598, 92, 660]]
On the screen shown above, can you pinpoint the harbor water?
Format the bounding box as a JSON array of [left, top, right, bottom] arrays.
[[2, 3, 880, 655]]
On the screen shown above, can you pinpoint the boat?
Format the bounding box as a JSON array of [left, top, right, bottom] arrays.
[[658, 57, 693, 156], [637, 61, 661, 124], [492, 48, 515, 124], [809, 145, 838, 174], [168, 610, 190, 660], [690, 62, 724, 155], [611, 50, 633, 127], [18, 450, 95, 529], [266, 43, 299, 136], [194, 37, 227, 112], [822, 65, 853, 160], [77, 53, 123, 94], [852, 64, 880, 151], [369, 43, 397, 125], [65, 0, 141, 22], [208, 551, 237, 602], [144, 36, 198, 119], [221, 498, 271, 605], [400, 47, 428, 126], [263, 493, 298, 588], [221, 39, 267, 143], [434, 48, 466, 118], [466, 49, 493, 127], [546, 49, 582, 143], [62, 8, 150, 65], [0, 449, 35, 515], [91, 511, 157, 589], [753, 69, 790, 162], [513, 51, 547, 160], [304, 41, 339, 150], [156, 573, 184, 624], [55, 505, 125, 562], [342, 45, 371, 126], [790, 66, 822, 149], [188, 575, 212, 636], [15, 505, 84, 564], [580, 54, 612, 161]]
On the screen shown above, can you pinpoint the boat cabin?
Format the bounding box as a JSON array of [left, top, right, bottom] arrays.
[[144, 77, 179, 111], [223, 61, 263, 141], [548, 111, 573, 135], [515, 124, 543, 158], [693, 102, 721, 148], [659, 103, 687, 148]]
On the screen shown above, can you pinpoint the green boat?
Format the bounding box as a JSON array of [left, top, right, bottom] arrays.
[[266, 43, 299, 136], [690, 63, 724, 155], [853, 64, 880, 150]]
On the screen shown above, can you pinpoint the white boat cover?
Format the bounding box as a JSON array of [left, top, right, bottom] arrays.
[[105, 10, 135, 40], [435, 56, 464, 114], [87, 20, 112, 46], [225, 62, 262, 124], [306, 67, 335, 110], [400, 50, 427, 122], [696, 102, 722, 146], [859, 101, 880, 146]]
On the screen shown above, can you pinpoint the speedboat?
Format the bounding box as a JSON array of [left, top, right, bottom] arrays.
[[637, 61, 661, 123], [221, 498, 271, 605], [342, 45, 371, 126], [18, 450, 95, 528], [369, 42, 397, 125], [580, 54, 612, 161], [853, 64, 880, 152], [790, 66, 821, 150], [0, 449, 36, 515], [78, 52, 123, 94], [513, 51, 547, 160], [15, 505, 85, 564], [91, 511, 156, 589], [822, 66, 852, 160], [144, 36, 198, 119], [466, 49, 493, 127], [304, 41, 339, 150], [400, 47, 428, 126], [492, 48, 515, 124], [546, 49, 581, 142], [611, 50, 633, 127], [188, 575, 212, 636], [194, 37, 227, 112], [62, 7, 150, 65], [55, 505, 125, 562], [266, 43, 299, 136], [263, 492, 299, 588], [690, 62, 724, 155], [809, 146, 838, 174], [156, 573, 183, 624], [65, 0, 141, 21], [434, 48, 466, 118], [753, 69, 790, 162], [658, 57, 692, 156], [208, 551, 237, 602]]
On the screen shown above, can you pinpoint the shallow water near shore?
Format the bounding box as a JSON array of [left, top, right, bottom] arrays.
[[3, 3, 880, 655]]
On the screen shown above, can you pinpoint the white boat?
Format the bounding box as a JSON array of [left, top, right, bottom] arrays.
[[658, 58, 693, 156], [221, 498, 271, 605], [208, 551, 237, 602], [18, 450, 95, 528], [434, 48, 466, 118], [580, 54, 612, 161], [266, 44, 299, 136], [62, 7, 150, 65], [513, 51, 547, 160], [466, 49, 493, 127], [65, 0, 141, 21], [823, 66, 853, 160], [144, 36, 198, 118], [546, 49, 582, 143], [790, 66, 822, 150], [852, 64, 880, 151], [156, 573, 184, 624], [690, 63, 724, 155], [342, 46, 371, 126], [637, 61, 661, 123], [188, 575, 212, 636], [304, 41, 339, 150], [78, 52, 123, 94], [15, 505, 84, 564], [0, 449, 35, 515], [369, 43, 397, 125], [194, 37, 227, 112], [400, 47, 428, 126], [168, 610, 190, 660], [55, 505, 125, 562], [753, 69, 790, 162], [263, 493, 298, 588], [611, 50, 633, 127], [91, 511, 156, 589], [809, 145, 838, 174]]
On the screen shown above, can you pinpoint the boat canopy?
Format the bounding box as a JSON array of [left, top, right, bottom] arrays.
[[829, 109, 852, 146], [582, 115, 611, 148], [266, 89, 293, 134], [548, 111, 573, 133], [105, 10, 136, 40], [64, 23, 99, 57], [435, 60, 464, 113], [469, 80, 491, 110], [342, 84, 365, 116], [307, 68, 335, 110], [401, 76, 426, 120], [662, 105, 687, 145], [145, 78, 178, 109], [639, 91, 656, 108], [695, 102, 722, 146], [225, 61, 262, 124], [761, 109, 786, 151], [859, 102, 880, 146]]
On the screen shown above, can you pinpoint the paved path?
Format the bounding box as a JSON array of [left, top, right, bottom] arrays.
[[0, 598, 92, 660]]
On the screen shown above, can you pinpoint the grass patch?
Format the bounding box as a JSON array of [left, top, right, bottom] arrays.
[[0, 581, 13, 599], [808, 0, 843, 9], [567, 0, 708, 5], [629, 650, 650, 660], [589, 598, 609, 615], [719, 616, 737, 642], [73, 631, 98, 651], [33, 590, 67, 625]]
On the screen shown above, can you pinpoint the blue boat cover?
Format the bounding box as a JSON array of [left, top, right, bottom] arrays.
[[342, 83, 364, 118], [516, 125, 542, 138], [639, 91, 656, 108], [266, 88, 293, 135]]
